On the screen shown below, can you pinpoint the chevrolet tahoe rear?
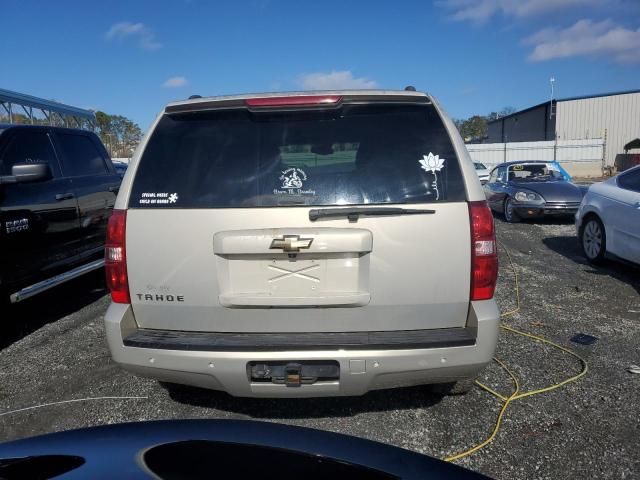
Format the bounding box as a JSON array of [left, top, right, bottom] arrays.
[[104, 90, 500, 397]]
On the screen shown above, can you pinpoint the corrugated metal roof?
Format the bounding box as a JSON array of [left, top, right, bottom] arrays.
[[487, 102, 550, 124], [560, 88, 640, 102], [488, 88, 640, 125]]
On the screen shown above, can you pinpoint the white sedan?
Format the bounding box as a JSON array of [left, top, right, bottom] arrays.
[[474, 162, 490, 184], [576, 165, 640, 265]]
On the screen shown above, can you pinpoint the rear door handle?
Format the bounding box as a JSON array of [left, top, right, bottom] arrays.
[[55, 192, 75, 201]]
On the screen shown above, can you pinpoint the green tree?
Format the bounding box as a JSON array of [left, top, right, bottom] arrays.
[[456, 115, 489, 141], [0, 112, 30, 124], [455, 106, 518, 142], [94, 111, 142, 158]]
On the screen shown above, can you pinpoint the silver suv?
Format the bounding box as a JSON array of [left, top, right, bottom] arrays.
[[104, 90, 500, 398]]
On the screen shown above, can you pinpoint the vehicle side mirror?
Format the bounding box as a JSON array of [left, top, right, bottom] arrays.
[[11, 163, 51, 183]]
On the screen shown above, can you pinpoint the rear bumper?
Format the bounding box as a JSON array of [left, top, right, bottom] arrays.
[[104, 301, 500, 398]]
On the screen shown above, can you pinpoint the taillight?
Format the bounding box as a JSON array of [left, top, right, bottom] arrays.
[[245, 95, 342, 108], [105, 209, 130, 303], [469, 201, 498, 301]]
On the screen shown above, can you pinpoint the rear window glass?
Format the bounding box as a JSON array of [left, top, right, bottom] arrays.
[[507, 163, 566, 182], [130, 103, 465, 208]]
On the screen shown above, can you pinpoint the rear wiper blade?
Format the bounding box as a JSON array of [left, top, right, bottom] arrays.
[[309, 206, 436, 221]]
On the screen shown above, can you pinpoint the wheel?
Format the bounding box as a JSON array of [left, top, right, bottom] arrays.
[[580, 216, 606, 264], [430, 377, 476, 396], [503, 197, 520, 223]]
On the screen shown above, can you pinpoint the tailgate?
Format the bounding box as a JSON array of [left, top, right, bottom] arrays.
[[126, 203, 470, 333]]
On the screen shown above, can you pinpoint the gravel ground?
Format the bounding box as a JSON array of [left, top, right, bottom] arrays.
[[1, 217, 639, 479]]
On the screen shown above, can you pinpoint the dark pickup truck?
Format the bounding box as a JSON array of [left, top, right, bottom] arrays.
[[0, 124, 120, 304]]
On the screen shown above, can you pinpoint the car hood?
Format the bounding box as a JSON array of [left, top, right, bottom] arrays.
[[510, 181, 584, 202], [0, 420, 489, 479]]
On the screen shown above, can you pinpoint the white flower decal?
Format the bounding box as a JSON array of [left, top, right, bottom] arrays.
[[419, 152, 445, 174], [168, 193, 179, 203]]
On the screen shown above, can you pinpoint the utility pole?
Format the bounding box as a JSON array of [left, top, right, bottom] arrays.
[[602, 128, 608, 176], [504, 135, 508, 163], [550, 77, 557, 161], [549, 77, 555, 120]]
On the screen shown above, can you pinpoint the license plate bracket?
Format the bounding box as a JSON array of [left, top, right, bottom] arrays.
[[248, 361, 340, 387]]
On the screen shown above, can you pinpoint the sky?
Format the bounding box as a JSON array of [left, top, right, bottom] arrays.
[[2, 0, 639, 130]]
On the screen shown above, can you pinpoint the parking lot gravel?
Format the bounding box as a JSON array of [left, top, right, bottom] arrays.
[[1, 217, 639, 479]]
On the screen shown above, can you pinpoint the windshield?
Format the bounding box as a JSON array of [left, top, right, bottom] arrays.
[[131, 104, 466, 208], [508, 163, 567, 182], [474, 162, 486, 170]]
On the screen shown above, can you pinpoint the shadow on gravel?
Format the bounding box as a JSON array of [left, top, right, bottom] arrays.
[[0, 270, 107, 351], [494, 215, 575, 226], [542, 235, 640, 294], [165, 383, 444, 419]]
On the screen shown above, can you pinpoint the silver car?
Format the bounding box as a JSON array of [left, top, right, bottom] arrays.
[[104, 90, 500, 398], [576, 165, 640, 265]]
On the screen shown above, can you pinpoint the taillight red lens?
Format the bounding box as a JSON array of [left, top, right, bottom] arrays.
[[245, 95, 342, 107], [469, 201, 498, 301], [105, 209, 130, 303]]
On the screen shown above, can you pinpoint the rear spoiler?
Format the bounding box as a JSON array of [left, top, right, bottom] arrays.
[[165, 94, 430, 115]]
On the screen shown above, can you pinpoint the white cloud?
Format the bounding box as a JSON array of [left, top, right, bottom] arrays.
[[298, 71, 378, 90], [162, 76, 188, 88], [439, 0, 603, 23], [105, 21, 162, 50], [524, 19, 640, 63]]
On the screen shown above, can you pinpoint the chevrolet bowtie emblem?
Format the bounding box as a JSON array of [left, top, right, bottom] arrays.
[[270, 235, 313, 253]]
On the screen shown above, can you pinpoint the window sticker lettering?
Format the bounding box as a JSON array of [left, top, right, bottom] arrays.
[[139, 192, 179, 205], [273, 167, 316, 196], [419, 153, 446, 200]]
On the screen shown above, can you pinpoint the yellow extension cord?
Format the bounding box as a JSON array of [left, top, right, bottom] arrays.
[[444, 241, 589, 463]]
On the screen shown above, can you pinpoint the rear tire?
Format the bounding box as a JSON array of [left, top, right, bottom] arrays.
[[580, 216, 606, 265], [430, 377, 476, 396], [503, 197, 520, 223]]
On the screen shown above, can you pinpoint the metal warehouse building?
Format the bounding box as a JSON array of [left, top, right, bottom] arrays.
[[486, 89, 640, 171]]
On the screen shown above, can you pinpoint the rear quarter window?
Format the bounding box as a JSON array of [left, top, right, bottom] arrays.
[[129, 103, 466, 208], [617, 168, 640, 193], [56, 133, 109, 177]]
